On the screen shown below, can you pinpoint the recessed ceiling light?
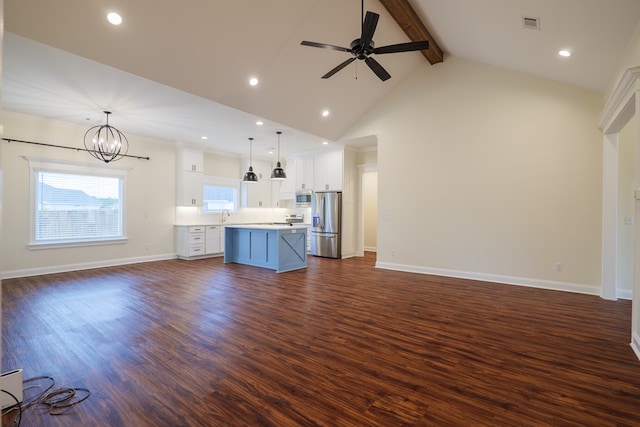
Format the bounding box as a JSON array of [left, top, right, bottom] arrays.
[[249, 77, 259, 86], [322, 141, 329, 145], [559, 50, 571, 57], [107, 12, 123, 26], [322, 110, 330, 117], [256, 120, 264, 126], [201, 136, 208, 140]]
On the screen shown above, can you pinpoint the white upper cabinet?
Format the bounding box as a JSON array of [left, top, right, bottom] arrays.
[[314, 149, 343, 191], [176, 147, 203, 206], [176, 171, 203, 206], [278, 159, 295, 197], [179, 147, 203, 172], [295, 154, 314, 191], [241, 158, 272, 208]]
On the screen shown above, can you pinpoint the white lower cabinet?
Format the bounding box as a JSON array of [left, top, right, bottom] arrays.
[[205, 225, 220, 254], [176, 225, 224, 260], [219, 226, 226, 254]]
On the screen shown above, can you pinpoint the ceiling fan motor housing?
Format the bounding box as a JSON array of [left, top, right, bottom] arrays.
[[351, 39, 375, 59]]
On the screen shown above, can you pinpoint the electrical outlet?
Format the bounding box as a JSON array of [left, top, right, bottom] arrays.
[[391, 249, 395, 257], [555, 262, 563, 272]]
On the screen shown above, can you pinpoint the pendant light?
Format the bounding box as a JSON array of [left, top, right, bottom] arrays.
[[83, 111, 129, 163], [243, 137, 258, 183], [270, 131, 287, 180]]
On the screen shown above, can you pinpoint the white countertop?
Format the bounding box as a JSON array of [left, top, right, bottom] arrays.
[[175, 222, 311, 227], [224, 224, 309, 231]]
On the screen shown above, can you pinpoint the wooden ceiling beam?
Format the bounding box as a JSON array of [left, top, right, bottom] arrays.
[[378, 0, 444, 64]]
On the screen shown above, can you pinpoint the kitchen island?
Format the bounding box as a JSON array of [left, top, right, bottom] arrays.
[[224, 224, 308, 273]]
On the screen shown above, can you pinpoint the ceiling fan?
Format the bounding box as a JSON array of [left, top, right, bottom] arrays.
[[301, 1, 429, 81]]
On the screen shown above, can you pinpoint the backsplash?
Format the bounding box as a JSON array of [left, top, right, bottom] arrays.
[[175, 206, 310, 225]]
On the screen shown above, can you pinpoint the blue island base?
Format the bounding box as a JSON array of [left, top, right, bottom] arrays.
[[224, 225, 308, 273]]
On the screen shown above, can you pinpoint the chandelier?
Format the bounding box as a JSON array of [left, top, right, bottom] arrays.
[[84, 111, 129, 163]]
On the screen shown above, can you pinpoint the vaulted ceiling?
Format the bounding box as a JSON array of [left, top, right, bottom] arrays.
[[3, 0, 640, 157]]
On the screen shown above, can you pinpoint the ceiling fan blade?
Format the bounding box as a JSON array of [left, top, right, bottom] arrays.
[[360, 11, 379, 48], [301, 41, 352, 53], [322, 57, 357, 79], [365, 57, 391, 81], [373, 40, 429, 55]]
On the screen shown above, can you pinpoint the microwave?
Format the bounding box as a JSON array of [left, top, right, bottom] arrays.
[[295, 190, 312, 207]]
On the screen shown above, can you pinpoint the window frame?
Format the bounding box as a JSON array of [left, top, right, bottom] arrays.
[[26, 157, 130, 249], [201, 175, 240, 214]]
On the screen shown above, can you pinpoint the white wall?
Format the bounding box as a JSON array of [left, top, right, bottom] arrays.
[[341, 56, 604, 293], [0, 112, 177, 278]]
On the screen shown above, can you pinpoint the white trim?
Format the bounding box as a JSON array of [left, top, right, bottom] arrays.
[[28, 237, 128, 250], [600, 65, 640, 363], [26, 156, 129, 245], [375, 262, 601, 296], [0, 253, 177, 280], [618, 289, 633, 300], [599, 66, 640, 132], [631, 332, 640, 361], [24, 156, 131, 176], [357, 162, 378, 257], [601, 133, 619, 300]]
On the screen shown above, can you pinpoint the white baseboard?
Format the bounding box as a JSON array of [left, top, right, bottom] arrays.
[[631, 332, 640, 362], [0, 253, 177, 280], [617, 289, 633, 300], [363, 246, 377, 252], [374, 261, 602, 296]]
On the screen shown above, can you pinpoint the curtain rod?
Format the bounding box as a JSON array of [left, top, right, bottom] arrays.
[[1, 137, 151, 161]]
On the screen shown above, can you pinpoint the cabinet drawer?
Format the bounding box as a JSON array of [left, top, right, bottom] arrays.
[[188, 244, 205, 256], [189, 233, 205, 244], [189, 226, 205, 233]]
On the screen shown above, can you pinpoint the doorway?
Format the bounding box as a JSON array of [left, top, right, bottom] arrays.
[[363, 170, 378, 253], [358, 163, 378, 258], [599, 66, 640, 360]]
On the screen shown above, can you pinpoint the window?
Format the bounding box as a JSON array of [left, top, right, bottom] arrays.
[[202, 176, 239, 213], [28, 158, 128, 247]]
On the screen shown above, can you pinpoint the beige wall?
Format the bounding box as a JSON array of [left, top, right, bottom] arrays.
[[0, 112, 177, 277], [341, 56, 604, 293], [204, 151, 240, 178], [608, 20, 640, 100]]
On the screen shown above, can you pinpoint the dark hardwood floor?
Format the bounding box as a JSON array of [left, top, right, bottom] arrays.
[[2, 252, 640, 426]]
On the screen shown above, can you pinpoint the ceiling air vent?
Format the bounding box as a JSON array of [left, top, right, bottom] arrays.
[[522, 16, 540, 30]]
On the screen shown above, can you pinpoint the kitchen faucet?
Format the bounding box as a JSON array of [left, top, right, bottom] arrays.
[[221, 210, 230, 223]]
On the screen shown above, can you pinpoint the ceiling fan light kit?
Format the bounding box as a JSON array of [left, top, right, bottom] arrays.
[[301, 1, 429, 81]]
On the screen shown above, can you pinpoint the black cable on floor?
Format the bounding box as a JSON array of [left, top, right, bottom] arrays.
[[2, 375, 91, 425], [1, 388, 22, 426]]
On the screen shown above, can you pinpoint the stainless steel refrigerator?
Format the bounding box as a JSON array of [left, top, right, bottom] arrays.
[[311, 191, 342, 258]]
